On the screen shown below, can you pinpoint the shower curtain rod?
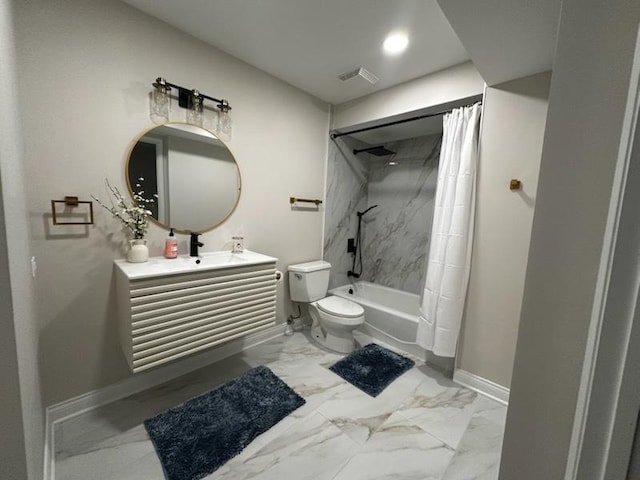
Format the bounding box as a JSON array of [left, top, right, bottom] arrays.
[[330, 102, 482, 139]]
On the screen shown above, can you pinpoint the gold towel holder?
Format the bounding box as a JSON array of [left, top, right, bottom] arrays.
[[289, 197, 323, 206], [51, 196, 94, 225]]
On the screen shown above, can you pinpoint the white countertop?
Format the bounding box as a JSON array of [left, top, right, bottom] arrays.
[[114, 250, 278, 280]]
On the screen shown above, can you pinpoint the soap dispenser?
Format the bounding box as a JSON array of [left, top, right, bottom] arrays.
[[164, 228, 178, 259]]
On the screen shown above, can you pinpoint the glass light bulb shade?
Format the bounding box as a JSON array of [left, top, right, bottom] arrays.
[[150, 87, 170, 124], [217, 110, 232, 141], [186, 102, 204, 127]]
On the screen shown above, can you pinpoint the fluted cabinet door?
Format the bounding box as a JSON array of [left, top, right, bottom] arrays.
[[115, 259, 277, 373]]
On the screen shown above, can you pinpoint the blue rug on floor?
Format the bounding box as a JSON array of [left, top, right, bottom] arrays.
[[144, 365, 305, 480], [329, 343, 415, 397]]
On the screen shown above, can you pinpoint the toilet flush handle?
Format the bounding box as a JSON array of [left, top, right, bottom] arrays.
[[294, 273, 302, 280]]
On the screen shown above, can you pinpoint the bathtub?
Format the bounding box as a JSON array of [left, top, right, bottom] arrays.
[[329, 281, 453, 373]]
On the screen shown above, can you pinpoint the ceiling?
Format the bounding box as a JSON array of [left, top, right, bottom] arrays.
[[121, 0, 471, 104], [437, 0, 561, 86], [122, 0, 560, 141]]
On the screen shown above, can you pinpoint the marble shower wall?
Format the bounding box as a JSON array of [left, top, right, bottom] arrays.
[[323, 138, 369, 290], [362, 134, 441, 294], [323, 134, 441, 294]]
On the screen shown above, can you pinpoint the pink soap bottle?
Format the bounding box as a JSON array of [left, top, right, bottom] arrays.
[[164, 228, 178, 259]]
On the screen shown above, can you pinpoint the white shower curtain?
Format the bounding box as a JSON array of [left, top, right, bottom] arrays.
[[416, 103, 481, 357]]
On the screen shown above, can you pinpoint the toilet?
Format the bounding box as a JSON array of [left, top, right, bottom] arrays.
[[288, 260, 364, 353]]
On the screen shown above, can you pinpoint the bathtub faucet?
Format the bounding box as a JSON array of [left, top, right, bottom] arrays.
[[347, 270, 360, 278]]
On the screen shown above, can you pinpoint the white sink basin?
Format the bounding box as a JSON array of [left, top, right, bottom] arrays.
[[178, 251, 249, 267], [115, 250, 277, 279]]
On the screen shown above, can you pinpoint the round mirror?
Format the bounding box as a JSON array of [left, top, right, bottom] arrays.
[[126, 123, 241, 233]]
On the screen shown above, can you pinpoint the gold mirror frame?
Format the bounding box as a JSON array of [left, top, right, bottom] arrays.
[[125, 122, 241, 234]]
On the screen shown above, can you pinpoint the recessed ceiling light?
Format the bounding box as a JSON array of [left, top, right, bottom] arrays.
[[383, 32, 409, 55]]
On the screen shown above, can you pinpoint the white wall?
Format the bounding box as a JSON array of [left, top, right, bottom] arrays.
[[500, 1, 640, 478], [332, 61, 485, 131], [457, 72, 550, 387], [15, 0, 329, 406], [0, 0, 44, 478]]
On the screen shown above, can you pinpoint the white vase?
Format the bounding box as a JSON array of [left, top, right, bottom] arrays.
[[127, 238, 149, 263]]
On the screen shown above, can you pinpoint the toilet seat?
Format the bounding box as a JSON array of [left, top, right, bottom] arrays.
[[316, 296, 364, 318]]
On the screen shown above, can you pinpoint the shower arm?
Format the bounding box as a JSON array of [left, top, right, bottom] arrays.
[[357, 205, 378, 217]]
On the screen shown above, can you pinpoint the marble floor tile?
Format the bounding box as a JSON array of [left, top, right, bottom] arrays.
[[315, 378, 408, 445], [209, 412, 360, 480], [440, 414, 505, 480], [268, 359, 351, 416], [101, 450, 164, 480], [395, 373, 478, 449], [332, 412, 455, 480], [241, 331, 344, 368], [55, 426, 155, 480], [54, 331, 507, 480], [472, 394, 508, 426]]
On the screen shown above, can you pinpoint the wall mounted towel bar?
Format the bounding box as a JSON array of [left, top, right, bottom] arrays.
[[51, 196, 94, 225], [289, 197, 323, 206]]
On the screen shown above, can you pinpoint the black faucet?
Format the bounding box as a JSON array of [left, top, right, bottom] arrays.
[[189, 232, 204, 257]]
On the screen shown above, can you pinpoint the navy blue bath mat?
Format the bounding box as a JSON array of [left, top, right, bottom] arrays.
[[144, 365, 305, 480], [329, 343, 415, 397]]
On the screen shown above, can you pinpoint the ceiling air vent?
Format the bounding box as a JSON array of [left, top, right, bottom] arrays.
[[337, 67, 379, 85]]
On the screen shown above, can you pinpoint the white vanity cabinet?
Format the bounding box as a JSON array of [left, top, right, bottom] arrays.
[[115, 251, 278, 373]]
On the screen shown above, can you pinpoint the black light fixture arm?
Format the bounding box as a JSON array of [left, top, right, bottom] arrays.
[[153, 77, 232, 112]]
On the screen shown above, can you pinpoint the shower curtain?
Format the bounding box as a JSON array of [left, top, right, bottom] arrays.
[[416, 103, 481, 357]]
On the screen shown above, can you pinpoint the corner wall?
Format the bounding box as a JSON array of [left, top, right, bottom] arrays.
[[457, 71, 551, 388], [0, 0, 44, 477], [332, 61, 485, 131], [15, 0, 330, 406], [501, 1, 640, 478]]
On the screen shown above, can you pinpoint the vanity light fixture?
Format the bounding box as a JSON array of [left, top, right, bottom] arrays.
[[151, 77, 232, 137], [383, 32, 409, 55]]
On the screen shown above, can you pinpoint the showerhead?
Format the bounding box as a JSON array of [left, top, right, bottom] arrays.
[[353, 145, 396, 157]]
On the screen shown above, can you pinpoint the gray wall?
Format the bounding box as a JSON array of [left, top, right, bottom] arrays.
[[332, 62, 485, 131], [0, 0, 44, 478], [457, 72, 550, 388], [500, 0, 640, 478], [14, 0, 330, 406], [0, 182, 28, 479]]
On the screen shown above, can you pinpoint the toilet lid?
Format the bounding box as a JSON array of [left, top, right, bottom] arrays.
[[316, 296, 364, 318]]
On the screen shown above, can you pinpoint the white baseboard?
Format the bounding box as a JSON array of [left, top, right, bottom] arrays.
[[44, 323, 283, 479], [453, 368, 510, 406], [43, 408, 53, 480]]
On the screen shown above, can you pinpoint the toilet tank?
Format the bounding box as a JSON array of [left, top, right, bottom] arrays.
[[288, 260, 331, 302]]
